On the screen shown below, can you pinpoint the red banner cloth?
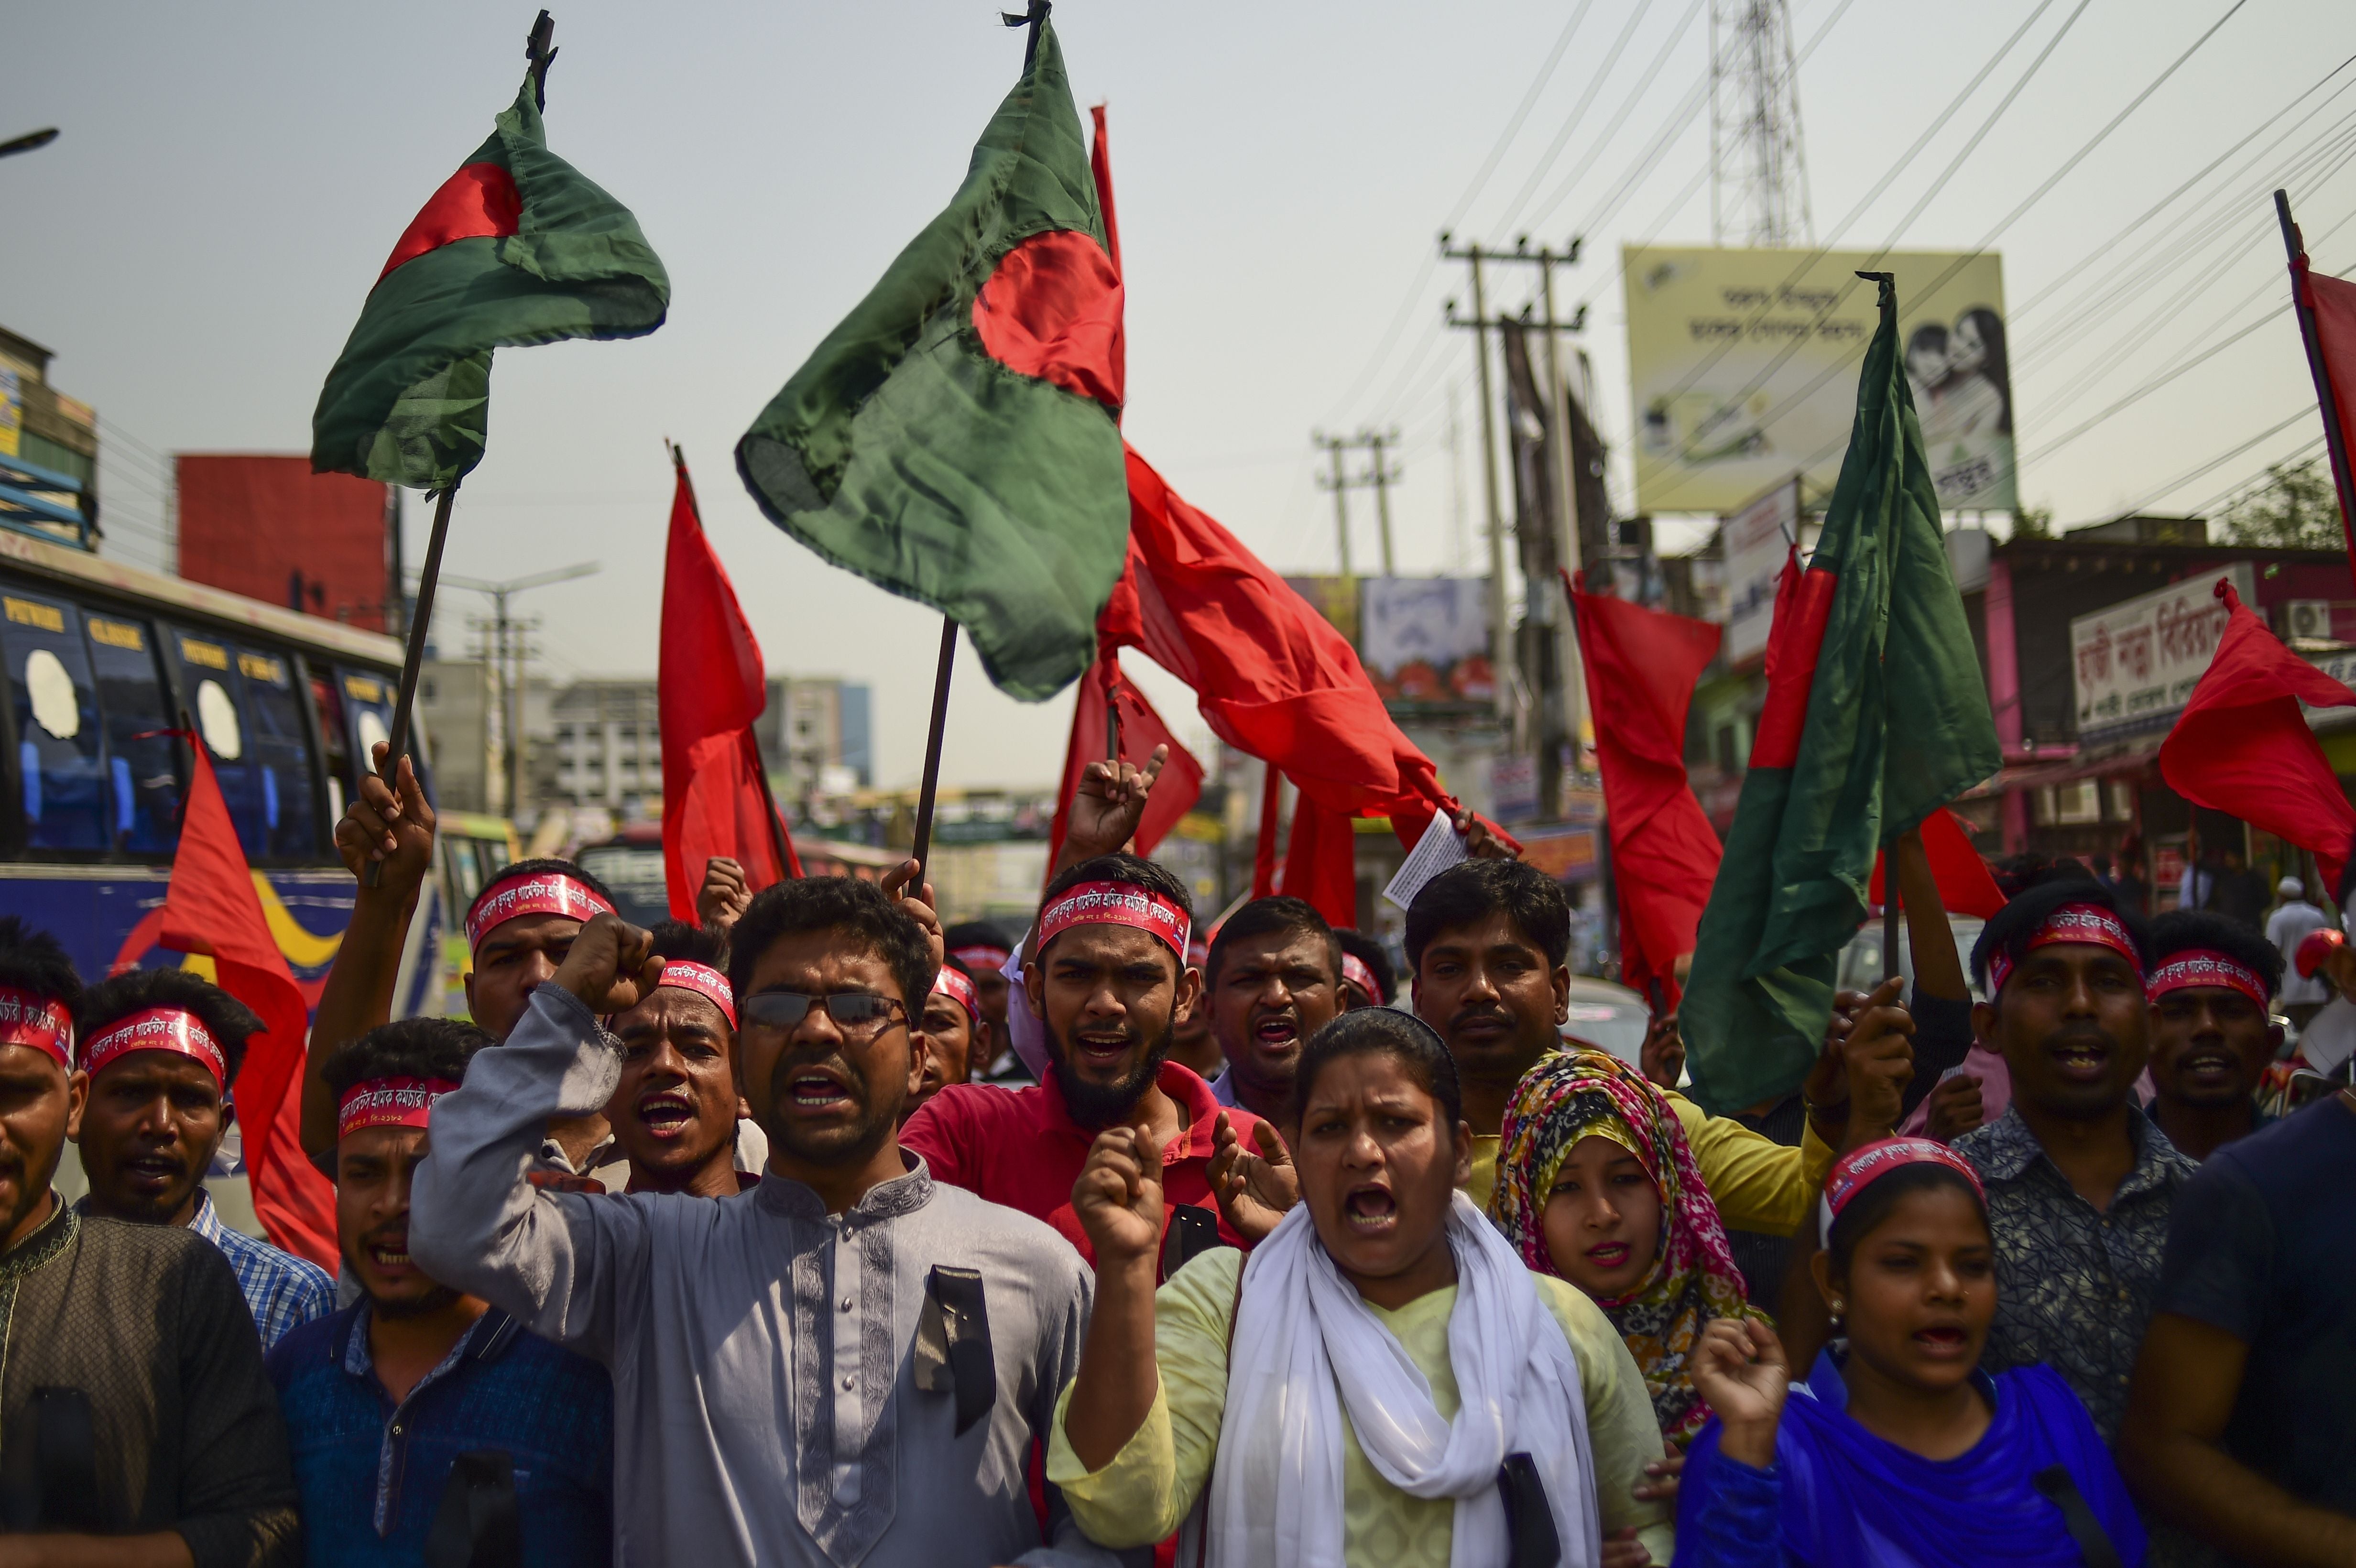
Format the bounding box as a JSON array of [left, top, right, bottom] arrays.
[[1046, 657, 1204, 868], [1868, 807, 2008, 920], [1564, 571, 1723, 1012], [2293, 254, 2356, 568], [661, 456, 799, 920], [157, 744, 336, 1267], [1109, 447, 1477, 849], [2160, 578, 2356, 895], [1282, 790, 1360, 929]]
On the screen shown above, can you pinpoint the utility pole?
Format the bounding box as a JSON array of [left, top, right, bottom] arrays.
[[1445, 235, 1592, 775], [1312, 432, 1353, 577], [1440, 235, 1516, 734], [439, 562, 599, 822], [1313, 430, 1404, 577]]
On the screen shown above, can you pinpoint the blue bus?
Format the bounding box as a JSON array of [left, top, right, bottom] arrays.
[[0, 525, 442, 1017]]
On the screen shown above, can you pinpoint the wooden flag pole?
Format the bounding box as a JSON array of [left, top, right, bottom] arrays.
[[909, 616, 959, 887], [1883, 862, 1902, 984], [365, 479, 457, 888], [2275, 189, 2356, 568]]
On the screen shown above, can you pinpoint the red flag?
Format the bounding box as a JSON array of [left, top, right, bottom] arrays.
[[661, 452, 798, 921], [1090, 104, 1122, 281], [2160, 578, 2356, 894], [157, 743, 336, 1267], [1565, 571, 1723, 1011], [1869, 807, 2007, 920], [1046, 656, 1204, 867], [2291, 244, 2356, 570], [1281, 791, 1359, 928], [1108, 447, 1482, 849]]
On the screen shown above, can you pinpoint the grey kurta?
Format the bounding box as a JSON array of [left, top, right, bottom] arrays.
[[409, 985, 1134, 1568]]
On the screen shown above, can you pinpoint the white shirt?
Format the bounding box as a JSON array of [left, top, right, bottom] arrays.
[[2268, 899, 2333, 1006]]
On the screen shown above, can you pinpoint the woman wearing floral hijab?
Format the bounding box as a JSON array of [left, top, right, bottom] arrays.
[[1493, 1049, 1767, 1445]]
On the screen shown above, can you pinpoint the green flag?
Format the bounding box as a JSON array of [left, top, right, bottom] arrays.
[[311, 72, 669, 488], [1681, 273, 2000, 1116], [735, 21, 1127, 702]]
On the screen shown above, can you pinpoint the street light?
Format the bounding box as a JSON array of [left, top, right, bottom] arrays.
[[423, 561, 600, 819]]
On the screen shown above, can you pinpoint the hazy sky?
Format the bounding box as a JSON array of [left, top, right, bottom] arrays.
[[6, 0, 2351, 790]]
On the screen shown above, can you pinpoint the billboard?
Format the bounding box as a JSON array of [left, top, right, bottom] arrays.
[[2069, 564, 2252, 740], [1357, 576, 1494, 708], [175, 456, 392, 632], [1625, 246, 2015, 514]]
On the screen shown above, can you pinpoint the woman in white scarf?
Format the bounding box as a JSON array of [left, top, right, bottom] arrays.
[[1048, 1009, 1676, 1567]]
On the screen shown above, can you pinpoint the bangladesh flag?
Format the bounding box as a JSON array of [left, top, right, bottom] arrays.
[[1680, 274, 2000, 1116], [312, 71, 669, 488], [735, 20, 1126, 701]]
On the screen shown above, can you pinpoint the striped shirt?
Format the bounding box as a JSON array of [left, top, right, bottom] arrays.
[[187, 1189, 335, 1351]]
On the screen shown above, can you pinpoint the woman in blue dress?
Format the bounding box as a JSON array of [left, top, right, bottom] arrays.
[[1674, 1138, 2144, 1568]]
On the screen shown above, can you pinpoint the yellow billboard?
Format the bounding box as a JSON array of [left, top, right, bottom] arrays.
[[1625, 246, 2014, 514]]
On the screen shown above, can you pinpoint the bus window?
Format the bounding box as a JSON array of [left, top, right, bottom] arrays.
[[336, 667, 431, 802], [166, 627, 271, 862], [310, 669, 352, 819], [81, 611, 184, 856], [235, 646, 320, 860], [1, 591, 106, 850]]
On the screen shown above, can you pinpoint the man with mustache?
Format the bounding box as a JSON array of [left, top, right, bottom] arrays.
[[2140, 909, 2282, 1164], [603, 919, 755, 1196], [903, 853, 1266, 1266], [72, 966, 332, 1349], [1201, 896, 1343, 1127], [269, 1017, 613, 1564], [406, 879, 1132, 1567], [1403, 858, 1914, 1222], [0, 916, 298, 1558], [1952, 867, 2194, 1444]]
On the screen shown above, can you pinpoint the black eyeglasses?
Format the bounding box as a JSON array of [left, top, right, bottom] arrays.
[[740, 991, 908, 1038]]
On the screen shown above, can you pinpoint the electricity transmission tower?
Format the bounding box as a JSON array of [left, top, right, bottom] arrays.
[[1709, 0, 1813, 248]]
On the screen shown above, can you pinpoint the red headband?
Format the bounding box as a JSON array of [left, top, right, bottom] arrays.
[[466, 873, 614, 950], [950, 943, 1011, 972], [2148, 949, 2270, 1010], [1987, 902, 2140, 994], [1821, 1137, 1985, 1245], [931, 965, 980, 1024], [80, 1008, 227, 1090], [1342, 953, 1379, 999], [1035, 880, 1191, 960], [337, 1076, 458, 1140], [0, 987, 72, 1071], [655, 959, 736, 1027]]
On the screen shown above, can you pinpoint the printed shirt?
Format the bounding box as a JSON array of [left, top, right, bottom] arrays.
[[186, 1188, 334, 1351], [901, 1059, 1263, 1262], [265, 1300, 613, 1567], [1952, 1103, 2197, 1444]]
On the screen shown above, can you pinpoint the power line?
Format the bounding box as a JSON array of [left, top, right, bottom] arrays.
[[1640, 0, 2259, 511], [1502, 0, 1708, 242], [1490, 0, 1664, 239]]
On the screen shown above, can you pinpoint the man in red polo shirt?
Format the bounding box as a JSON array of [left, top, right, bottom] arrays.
[[901, 852, 1265, 1266]]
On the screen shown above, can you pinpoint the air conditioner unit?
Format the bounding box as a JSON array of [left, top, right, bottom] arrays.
[[2284, 600, 2336, 641]]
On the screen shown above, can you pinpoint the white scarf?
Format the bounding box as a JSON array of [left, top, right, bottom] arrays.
[[1200, 1193, 1601, 1568]]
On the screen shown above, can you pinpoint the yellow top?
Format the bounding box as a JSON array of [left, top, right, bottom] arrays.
[[1465, 1085, 1835, 1234], [1047, 1246, 1675, 1566]]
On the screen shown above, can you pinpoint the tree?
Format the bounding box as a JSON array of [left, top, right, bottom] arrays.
[[2222, 459, 2345, 550]]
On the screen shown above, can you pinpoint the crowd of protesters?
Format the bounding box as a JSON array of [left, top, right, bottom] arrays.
[[0, 744, 2348, 1567]]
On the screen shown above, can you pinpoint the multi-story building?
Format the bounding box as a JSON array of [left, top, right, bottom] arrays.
[[416, 658, 503, 816], [0, 326, 98, 550], [760, 675, 873, 800], [547, 680, 664, 817]]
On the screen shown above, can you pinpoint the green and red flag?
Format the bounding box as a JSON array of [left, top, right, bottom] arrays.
[[311, 69, 668, 487], [735, 19, 1127, 701], [1680, 274, 2000, 1116]]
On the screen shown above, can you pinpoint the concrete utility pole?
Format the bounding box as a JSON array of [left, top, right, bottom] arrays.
[[1444, 235, 1592, 765], [442, 561, 598, 821], [1440, 236, 1516, 732], [1313, 432, 1353, 577], [1313, 430, 1405, 576]]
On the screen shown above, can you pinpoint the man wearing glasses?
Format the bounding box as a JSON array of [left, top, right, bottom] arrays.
[[408, 874, 1134, 1568]]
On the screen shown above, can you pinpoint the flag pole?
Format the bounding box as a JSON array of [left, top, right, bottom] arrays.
[[2275, 189, 2356, 575], [909, 616, 959, 886], [1882, 861, 1902, 985], [364, 479, 457, 888]]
